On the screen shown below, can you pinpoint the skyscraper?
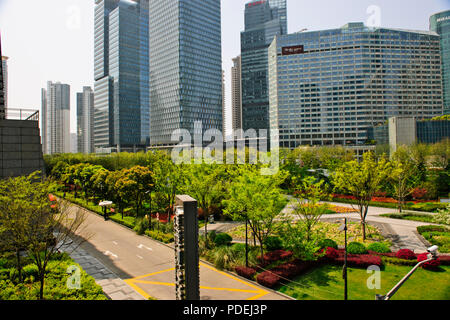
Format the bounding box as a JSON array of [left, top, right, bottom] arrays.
[[94, 0, 149, 152], [222, 70, 226, 139], [231, 56, 243, 136], [241, 0, 287, 134], [1, 56, 7, 112], [269, 23, 443, 149], [41, 81, 71, 154], [77, 86, 95, 154], [430, 10, 450, 115], [0, 34, 5, 120], [149, 0, 222, 146]]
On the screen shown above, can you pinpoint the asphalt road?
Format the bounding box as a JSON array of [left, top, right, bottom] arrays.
[[68, 204, 289, 301]]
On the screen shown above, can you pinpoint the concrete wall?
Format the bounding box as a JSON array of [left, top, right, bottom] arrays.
[[0, 119, 45, 179]]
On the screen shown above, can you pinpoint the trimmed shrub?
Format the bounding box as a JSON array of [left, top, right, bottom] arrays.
[[438, 255, 450, 266], [367, 243, 391, 254], [271, 259, 314, 279], [381, 256, 417, 266], [263, 236, 283, 251], [319, 239, 338, 250], [258, 250, 293, 266], [325, 247, 339, 260], [347, 242, 368, 254], [214, 233, 233, 247], [417, 253, 441, 270], [134, 218, 149, 235], [256, 272, 281, 288], [396, 249, 416, 260], [334, 255, 382, 268], [235, 266, 257, 280]]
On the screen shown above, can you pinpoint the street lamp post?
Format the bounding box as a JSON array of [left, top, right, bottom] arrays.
[[339, 218, 348, 300], [99, 201, 113, 221], [375, 246, 439, 300]]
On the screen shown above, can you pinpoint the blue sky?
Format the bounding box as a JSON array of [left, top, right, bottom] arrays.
[[0, 0, 449, 135]]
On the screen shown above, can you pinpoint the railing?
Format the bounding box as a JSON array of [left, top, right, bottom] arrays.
[[3, 108, 39, 121]]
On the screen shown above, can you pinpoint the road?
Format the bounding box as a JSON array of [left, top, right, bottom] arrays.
[[68, 204, 289, 301]]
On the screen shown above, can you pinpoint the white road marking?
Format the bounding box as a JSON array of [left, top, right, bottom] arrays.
[[104, 251, 118, 259], [138, 244, 153, 251], [137, 255, 143, 260]]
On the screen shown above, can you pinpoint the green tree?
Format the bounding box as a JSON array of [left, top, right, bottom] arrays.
[[122, 166, 154, 217], [332, 152, 390, 240], [223, 166, 288, 258], [90, 168, 111, 203], [389, 147, 419, 213], [185, 164, 225, 247]]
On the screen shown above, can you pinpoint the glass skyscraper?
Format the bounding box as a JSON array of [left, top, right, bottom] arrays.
[[94, 0, 149, 151], [149, 0, 222, 146], [269, 23, 443, 149], [430, 10, 450, 115], [241, 0, 287, 133], [0, 34, 5, 119]]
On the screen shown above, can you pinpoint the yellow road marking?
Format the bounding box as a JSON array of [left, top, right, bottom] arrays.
[[126, 263, 270, 300], [124, 279, 152, 300]]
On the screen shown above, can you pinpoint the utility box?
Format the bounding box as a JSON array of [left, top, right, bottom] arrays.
[[174, 195, 199, 300]]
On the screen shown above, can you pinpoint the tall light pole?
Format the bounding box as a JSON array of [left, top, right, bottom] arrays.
[[339, 218, 348, 300], [376, 246, 439, 300]]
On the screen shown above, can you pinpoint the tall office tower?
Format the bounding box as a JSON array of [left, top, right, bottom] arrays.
[[431, 10, 450, 115], [0, 34, 5, 119], [41, 81, 71, 154], [222, 70, 226, 139], [269, 23, 443, 149], [241, 0, 287, 134], [149, 0, 222, 147], [77, 86, 95, 154], [231, 56, 243, 136], [94, 0, 149, 152], [1, 57, 7, 111]]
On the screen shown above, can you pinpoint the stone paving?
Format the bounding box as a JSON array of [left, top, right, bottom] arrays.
[[61, 241, 145, 300]]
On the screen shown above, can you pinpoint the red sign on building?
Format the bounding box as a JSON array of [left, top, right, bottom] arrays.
[[282, 45, 305, 55]]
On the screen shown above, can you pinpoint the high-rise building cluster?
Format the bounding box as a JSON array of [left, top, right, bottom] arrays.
[[38, 1, 448, 155]]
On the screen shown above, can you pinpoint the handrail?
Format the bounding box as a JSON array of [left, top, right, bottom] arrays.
[[3, 108, 39, 121]]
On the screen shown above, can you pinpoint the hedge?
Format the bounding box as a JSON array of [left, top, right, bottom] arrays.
[[235, 266, 257, 280], [258, 250, 293, 267]]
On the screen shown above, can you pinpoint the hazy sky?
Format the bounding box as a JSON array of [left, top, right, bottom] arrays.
[[0, 0, 449, 135]]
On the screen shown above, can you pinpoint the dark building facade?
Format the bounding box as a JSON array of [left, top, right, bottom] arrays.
[[241, 0, 287, 133], [0, 34, 5, 120]]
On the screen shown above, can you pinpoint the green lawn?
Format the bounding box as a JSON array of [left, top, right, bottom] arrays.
[[278, 264, 450, 300]]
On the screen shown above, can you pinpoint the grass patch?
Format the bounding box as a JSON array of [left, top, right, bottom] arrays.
[[278, 264, 450, 300]]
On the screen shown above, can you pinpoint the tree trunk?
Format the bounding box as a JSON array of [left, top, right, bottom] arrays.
[[362, 220, 366, 241], [39, 273, 45, 300], [16, 250, 22, 283]]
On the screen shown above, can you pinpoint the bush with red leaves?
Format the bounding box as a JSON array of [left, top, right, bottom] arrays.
[[271, 259, 315, 279], [396, 249, 416, 260], [334, 255, 382, 268], [368, 251, 396, 258], [235, 266, 257, 280], [256, 272, 281, 288], [258, 250, 293, 266], [326, 247, 339, 260], [417, 253, 441, 270], [438, 255, 450, 266], [411, 188, 428, 200]]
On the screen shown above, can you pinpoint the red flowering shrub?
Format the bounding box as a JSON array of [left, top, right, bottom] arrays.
[[412, 188, 428, 201], [417, 253, 441, 270], [235, 266, 257, 280], [438, 255, 450, 266], [374, 191, 388, 198], [368, 251, 396, 258], [271, 259, 314, 279], [256, 272, 281, 288], [258, 250, 293, 266], [326, 247, 339, 260], [334, 255, 382, 268], [396, 249, 416, 260]]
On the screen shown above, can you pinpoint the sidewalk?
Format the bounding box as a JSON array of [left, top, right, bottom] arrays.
[[61, 242, 146, 300]]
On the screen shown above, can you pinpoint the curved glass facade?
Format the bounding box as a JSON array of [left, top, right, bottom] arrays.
[[430, 10, 450, 115], [269, 23, 443, 149]]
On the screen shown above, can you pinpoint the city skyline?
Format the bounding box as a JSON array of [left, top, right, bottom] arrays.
[[0, 0, 448, 136]]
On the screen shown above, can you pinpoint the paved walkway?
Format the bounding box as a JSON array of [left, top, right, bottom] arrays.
[[61, 242, 145, 300]]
